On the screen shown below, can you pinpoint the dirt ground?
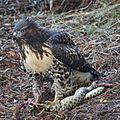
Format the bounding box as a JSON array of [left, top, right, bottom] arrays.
[[0, 1, 120, 120]]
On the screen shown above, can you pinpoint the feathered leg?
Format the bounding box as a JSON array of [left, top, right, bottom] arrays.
[[45, 79, 64, 107], [32, 79, 42, 106], [25, 74, 43, 107]]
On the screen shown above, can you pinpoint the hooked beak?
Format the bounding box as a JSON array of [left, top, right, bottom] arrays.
[[13, 32, 17, 36], [13, 31, 22, 38]]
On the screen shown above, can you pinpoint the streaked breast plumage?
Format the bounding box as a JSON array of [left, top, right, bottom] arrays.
[[23, 44, 53, 73]]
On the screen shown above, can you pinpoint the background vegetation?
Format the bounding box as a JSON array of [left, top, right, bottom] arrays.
[[0, 0, 120, 119]]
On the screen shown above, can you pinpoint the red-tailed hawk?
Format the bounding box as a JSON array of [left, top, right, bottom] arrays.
[[13, 17, 101, 111]]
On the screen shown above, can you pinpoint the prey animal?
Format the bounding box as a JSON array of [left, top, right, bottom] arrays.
[[13, 17, 108, 112]]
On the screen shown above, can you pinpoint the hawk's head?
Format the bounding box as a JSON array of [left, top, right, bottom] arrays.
[[13, 17, 49, 44], [13, 17, 38, 38]]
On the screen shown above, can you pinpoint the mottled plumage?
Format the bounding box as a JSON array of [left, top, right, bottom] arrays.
[[13, 17, 100, 111]]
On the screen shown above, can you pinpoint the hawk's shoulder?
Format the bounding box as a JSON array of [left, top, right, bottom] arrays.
[[47, 32, 75, 45]]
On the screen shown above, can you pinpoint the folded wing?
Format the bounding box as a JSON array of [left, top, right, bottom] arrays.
[[47, 33, 100, 77]]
